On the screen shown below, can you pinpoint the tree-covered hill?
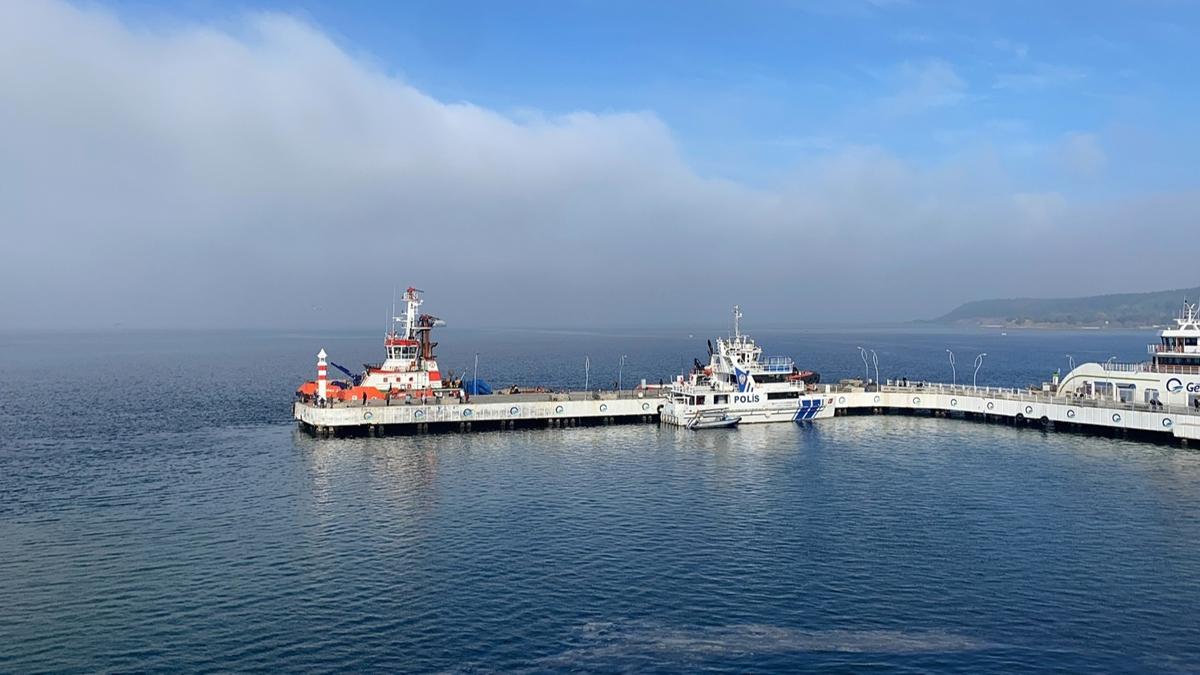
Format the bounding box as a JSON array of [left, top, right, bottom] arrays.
[[934, 286, 1200, 327]]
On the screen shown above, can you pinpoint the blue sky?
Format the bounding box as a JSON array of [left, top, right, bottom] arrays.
[[3, 0, 1199, 328], [103, 0, 1199, 191]]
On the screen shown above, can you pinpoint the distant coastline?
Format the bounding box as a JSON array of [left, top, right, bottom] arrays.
[[927, 285, 1200, 329]]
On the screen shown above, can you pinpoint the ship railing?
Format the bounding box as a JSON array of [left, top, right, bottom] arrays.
[[759, 356, 795, 372], [1099, 362, 1144, 373], [1100, 361, 1200, 375], [1148, 344, 1200, 354]]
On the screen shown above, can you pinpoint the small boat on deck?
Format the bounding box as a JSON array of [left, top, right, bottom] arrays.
[[686, 409, 742, 430]]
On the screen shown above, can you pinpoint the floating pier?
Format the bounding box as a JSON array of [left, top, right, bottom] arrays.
[[294, 292, 1200, 446], [295, 381, 1200, 445], [295, 391, 664, 436], [834, 383, 1200, 445]]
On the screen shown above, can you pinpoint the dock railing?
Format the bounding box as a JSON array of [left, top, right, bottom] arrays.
[[300, 387, 666, 409], [877, 383, 1200, 419]]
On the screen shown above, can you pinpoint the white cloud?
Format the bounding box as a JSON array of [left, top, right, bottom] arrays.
[[993, 62, 1087, 91], [0, 0, 1194, 328], [992, 39, 1029, 60], [878, 59, 967, 115], [1055, 132, 1107, 177]]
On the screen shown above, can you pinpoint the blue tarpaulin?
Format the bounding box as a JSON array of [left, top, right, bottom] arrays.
[[461, 379, 492, 395]]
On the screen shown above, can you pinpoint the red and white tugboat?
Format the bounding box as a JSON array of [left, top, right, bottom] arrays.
[[296, 287, 457, 403]]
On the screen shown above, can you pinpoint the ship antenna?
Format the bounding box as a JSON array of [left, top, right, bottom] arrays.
[[733, 305, 742, 339]]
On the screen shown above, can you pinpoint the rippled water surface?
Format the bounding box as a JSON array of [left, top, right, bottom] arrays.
[[2, 328, 1199, 672]]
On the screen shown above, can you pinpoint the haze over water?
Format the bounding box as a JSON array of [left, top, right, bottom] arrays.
[[6, 0, 1200, 670], [2, 328, 1199, 672]]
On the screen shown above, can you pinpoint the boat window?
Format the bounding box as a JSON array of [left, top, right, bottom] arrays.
[[1145, 388, 1160, 403], [695, 396, 706, 405], [767, 391, 800, 400], [714, 395, 728, 404]]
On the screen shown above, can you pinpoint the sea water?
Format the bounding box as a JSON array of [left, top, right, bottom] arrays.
[[1, 327, 1198, 672]]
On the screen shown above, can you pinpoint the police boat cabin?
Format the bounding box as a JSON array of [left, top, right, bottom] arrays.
[[661, 306, 831, 426], [1055, 300, 1200, 409]]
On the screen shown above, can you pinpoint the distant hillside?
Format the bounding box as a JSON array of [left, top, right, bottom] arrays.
[[934, 286, 1200, 328]]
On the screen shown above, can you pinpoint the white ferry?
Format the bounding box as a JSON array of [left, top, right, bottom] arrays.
[[1056, 300, 1200, 408], [661, 306, 833, 427]]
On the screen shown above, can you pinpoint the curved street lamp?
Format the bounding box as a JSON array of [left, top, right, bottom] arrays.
[[946, 349, 956, 385], [857, 346, 869, 383], [618, 354, 627, 392], [973, 353, 987, 388], [870, 349, 880, 386], [1066, 354, 1075, 372]]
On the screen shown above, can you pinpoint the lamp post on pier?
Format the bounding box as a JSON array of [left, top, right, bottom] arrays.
[[973, 353, 987, 388], [857, 346, 869, 383], [618, 354, 627, 392], [870, 349, 880, 386], [946, 349, 956, 385]]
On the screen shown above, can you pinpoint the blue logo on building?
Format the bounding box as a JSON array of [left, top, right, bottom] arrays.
[[1167, 377, 1184, 393]]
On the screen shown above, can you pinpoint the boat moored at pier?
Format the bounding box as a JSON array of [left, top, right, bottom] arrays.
[[296, 287, 460, 404], [1055, 300, 1200, 409], [660, 306, 832, 427]]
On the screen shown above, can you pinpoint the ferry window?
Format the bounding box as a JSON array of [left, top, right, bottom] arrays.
[[1188, 338, 1198, 346], [695, 396, 706, 405], [1145, 389, 1160, 403], [714, 395, 728, 404]]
